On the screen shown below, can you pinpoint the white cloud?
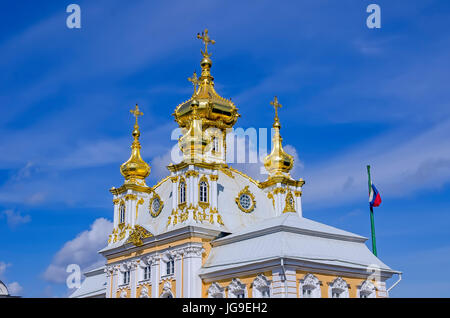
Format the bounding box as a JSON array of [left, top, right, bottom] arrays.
[[42, 218, 112, 284], [1, 210, 31, 229], [7, 282, 23, 295], [302, 119, 450, 208], [0, 261, 11, 278]]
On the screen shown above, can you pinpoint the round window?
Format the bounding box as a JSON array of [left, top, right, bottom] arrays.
[[239, 194, 252, 210]]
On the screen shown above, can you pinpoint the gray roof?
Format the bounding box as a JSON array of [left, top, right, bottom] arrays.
[[200, 213, 398, 276], [69, 266, 106, 298]]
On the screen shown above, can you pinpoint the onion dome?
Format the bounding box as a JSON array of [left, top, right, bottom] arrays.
[[120, 104, 151, 185], [178, 99, 208, 162], [173, 29, 240, 130], [263, 96, 294, 176]]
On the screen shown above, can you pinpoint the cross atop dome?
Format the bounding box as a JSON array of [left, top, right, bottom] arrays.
[[197, 29, 215, 57]]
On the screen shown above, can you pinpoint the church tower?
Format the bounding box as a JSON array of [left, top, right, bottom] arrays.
[[72, 29, 400, 299]]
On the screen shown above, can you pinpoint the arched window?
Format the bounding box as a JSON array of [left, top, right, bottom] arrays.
[[119, 202, 125, 224], [227, 278, 247, 298], [212, 136, 219, 152], [122, 270, 130, 285], [358, 280, 376, 298], [166, 257, 175, 276], [299, 274, 321, 298], [328, 277, 349, 298], [179, 179, 186, 204], [143, 265, 151, 281], [199, 180, 208, 203], [252, 274, 271, 298]]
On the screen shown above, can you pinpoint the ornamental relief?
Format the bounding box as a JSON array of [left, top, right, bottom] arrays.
[[149, 193, 164, 217], [235, 186, 256, 213]]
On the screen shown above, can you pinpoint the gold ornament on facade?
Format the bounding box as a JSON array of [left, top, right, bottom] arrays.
[[136, 197, 144, 219], [126, 225, 153, 247], [149, 193, 164, 218], [235, 186, 256, 213], [120, 104, 151, 185], [263, 96, 294, 177], [209, 174, 219, 181], [283, 191, 296, 213], [124, 194, 137, 201]]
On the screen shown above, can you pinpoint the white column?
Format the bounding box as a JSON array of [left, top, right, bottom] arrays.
[[296, 190, 303, 218], [172, 175, 178, 208], [151, 256, 160, 298], [130, 261, 138, 298], [111, 266, 119, 298], [105, 266, 112, 298], [174, 252, 183, 298], [182, 246, 203, 297], [271, 265, 297, 298]]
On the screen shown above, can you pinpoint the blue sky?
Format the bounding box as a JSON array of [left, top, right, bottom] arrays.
[[0, 0, 449, 297]]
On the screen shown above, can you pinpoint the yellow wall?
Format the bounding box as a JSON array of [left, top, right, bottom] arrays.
[[136, 283, 152, 298], [202, 271, 273, 298], [296, 270, 375, 298]]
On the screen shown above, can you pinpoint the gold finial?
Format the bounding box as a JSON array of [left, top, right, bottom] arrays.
[[197, 29, 215, 56], [188, 71, 199, 94], [120, 104, 150, 185], [263, 96, 294, 177], [270, 96, 282, 126], [130, 104, 143, 128]]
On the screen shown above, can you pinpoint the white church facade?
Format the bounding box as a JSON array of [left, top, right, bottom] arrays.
[[70, 30, 400, 299]]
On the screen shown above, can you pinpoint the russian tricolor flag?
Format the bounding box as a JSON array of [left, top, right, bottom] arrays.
[[369, 184, 382, 208]]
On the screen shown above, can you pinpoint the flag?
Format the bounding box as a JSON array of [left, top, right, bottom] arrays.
[[369, 183, 382, 208]]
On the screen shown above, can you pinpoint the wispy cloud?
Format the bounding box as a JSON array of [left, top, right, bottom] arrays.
[[1, 209, 31, 229], [42, 218, 112, 284], [303, 119, 450, 208]]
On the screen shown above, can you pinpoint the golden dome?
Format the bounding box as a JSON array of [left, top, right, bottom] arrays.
[[173, 29, 240, 130], [263, 97, 294, 176], [120, 104, 151, 184]]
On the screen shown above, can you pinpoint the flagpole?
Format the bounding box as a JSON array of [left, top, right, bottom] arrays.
[[367, 165, 378, 256]]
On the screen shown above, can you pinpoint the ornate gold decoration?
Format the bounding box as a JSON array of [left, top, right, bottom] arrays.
[[149, 193, 164, 217], [294, 191, 302, 197], [235, 186, 256, 213], [260, 176, 305, 189], [273, 188, 286, 194], [113, 198, 120, 204], [210, 174, 219, 181], [186, 170, 199, 178], [263, 96, 294, 178], [283, 191, 296, 213], [136, 197, 144, 219], [188, 71, 199, 94], [118, 224, 131, 241], [173, 29, 240, 162], [267, 192, 275, 208], [110, 183, 152, 195], [125, 194, 137, 201], [120, 104, 151, 185], [126, 225, 152, 247], [170, 176, 178, 183]]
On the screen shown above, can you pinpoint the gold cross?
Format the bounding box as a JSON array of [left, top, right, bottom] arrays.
[[197, 29, 215, 55], [130, 104, 143, 126], [270, 96, 282, 119], [188, 71, 199, 93]]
